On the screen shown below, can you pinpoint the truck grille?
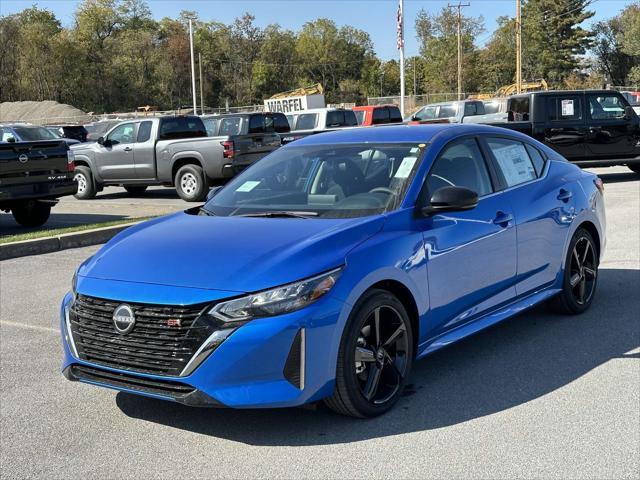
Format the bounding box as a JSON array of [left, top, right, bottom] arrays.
[[69, 294, 213, 376]]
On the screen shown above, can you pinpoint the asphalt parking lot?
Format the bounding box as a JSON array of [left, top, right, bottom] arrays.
[[0, 167, 638, 479]]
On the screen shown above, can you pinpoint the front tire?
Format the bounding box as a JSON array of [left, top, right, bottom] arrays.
[[550, 228, 599, 314], [325, 289, 413, 418], [73, 166, 97, 200], [174, 164, 206, 202], [11, 200, 51, 227]]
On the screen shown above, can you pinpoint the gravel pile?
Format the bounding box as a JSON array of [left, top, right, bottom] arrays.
[[0, 100, 92, 125]]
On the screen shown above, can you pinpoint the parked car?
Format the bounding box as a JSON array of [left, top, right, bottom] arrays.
[[0, 123, 80, 146], [482, 90, 640, 173], [407, 100, 497, 124], [71, 115, 249, 201], [61, 124, 605, 417], [282, 107, 358, 144], [84, 120, 122, 142], [352, 105, 403, 126], [48, 125, 88, 143], [0, 139, 77, 227]]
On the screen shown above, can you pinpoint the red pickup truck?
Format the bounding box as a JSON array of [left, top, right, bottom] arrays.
[[352, 105, 403, 126]]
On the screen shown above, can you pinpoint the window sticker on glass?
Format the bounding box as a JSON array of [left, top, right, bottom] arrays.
[[492, 144, 536, 186], [236, 181, 261, 192], [561, 99, 574, 117], [394, 156, 417, 178]]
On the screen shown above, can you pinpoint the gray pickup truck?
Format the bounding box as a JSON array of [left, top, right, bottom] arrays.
[[72, 116, 240, 201]]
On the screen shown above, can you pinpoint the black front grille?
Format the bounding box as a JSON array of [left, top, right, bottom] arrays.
[[69, 294, 213, 376]]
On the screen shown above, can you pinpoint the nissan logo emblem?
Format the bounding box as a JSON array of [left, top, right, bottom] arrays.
[[18, 154, 28, 163], [112, 304, 136, 334]]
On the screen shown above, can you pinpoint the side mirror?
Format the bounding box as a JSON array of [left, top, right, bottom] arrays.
[[624, 105, 635, 121], [206, 186, 222, 202], [97, 136, 105, 145], [420, 186, 478, 216], [6, 136, 16, 143]]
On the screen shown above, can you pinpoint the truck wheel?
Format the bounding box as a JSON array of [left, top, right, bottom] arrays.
[[629, 165, 640, 175], [11, 201, 52, 227], [175, 164, 206, 202], [124, 186, 148, 196], [74, 166, 97, 200]]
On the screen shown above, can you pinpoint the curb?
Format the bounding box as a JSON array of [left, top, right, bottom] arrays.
[[0, 222, 139, 261]]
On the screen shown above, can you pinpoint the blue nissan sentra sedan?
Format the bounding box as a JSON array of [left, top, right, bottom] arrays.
[[61, 124, 606, 417]]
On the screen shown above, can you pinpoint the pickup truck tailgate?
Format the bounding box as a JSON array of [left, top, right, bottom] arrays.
[[0, 141, 72, 185]]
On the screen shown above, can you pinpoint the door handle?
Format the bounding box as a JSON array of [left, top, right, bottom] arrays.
[[123, 147, 132, 152], [557, 189, 573, 202], [493, 211, 513, 227]]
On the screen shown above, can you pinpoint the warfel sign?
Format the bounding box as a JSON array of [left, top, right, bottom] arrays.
[[263, 94, 325, 113]]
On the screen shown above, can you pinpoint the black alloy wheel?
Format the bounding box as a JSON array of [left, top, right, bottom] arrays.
[[325, 289, 413, 417], [550, 228, 599, 314]]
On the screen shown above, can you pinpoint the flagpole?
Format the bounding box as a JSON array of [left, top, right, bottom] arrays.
[[399, 0, 405, 118]]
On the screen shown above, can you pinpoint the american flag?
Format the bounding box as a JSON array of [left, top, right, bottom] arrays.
[[397, 1, 404, 50]]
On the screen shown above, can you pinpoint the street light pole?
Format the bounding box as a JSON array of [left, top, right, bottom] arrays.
[[199, 52, 204, 115], [188, 18, 197, 115], [516, 0, 522, 94], [448, 2, 470, 101], [398, 0, 406, 118]]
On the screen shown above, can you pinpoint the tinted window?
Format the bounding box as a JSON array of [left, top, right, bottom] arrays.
[[464, 102, 483, 116], [269, 113, 290, 133], [354, 110, 365, 125], [524, 144, 546, 175], [547, 95, 582, 122], [427, 138, 493, 197], [438, 104, 458, 118], [372, 107, 390, 124], [588, 94, 626, 120], [487, 138, 537, 187], [249, 115, 265, 134], [218, 117, 242, 136], [137, 121, 152, 142], [107, 123, 136, 145], [13, 126, 58, 141], [483, 101, 501, 114], [158, 117, 207, 140], [326, 110, 358, 128], [295, 113, 318, 130], [388, 106, 403, 122], [509, 96, 531, 121]]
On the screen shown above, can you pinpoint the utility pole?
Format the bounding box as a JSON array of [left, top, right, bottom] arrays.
[[448, 2, 469, 100], [198, 52, 204, 115], [397, 0, 406, 117], [188, 18, 197, 115], [413, 58, 417, 96], [515, 0, 522, 94]]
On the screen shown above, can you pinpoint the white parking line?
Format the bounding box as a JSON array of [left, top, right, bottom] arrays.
[[0, 321, 58, 334]]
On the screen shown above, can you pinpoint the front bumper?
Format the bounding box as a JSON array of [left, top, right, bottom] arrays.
[[60, 287, 347, 409]]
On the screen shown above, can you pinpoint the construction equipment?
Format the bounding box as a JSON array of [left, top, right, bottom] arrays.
[[471, 79, 549, 100], [268, 84, 324, 100]]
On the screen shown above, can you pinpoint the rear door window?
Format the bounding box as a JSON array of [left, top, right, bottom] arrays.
[[588, 94, 626, 120], [248, 115, 265, 134], [547, 95, 582, 122], [295, 113, 318, 130], [136, 121, 152, 142], [486, 137, 537, 187], [218, 117, 242, 136], [372, 107, 390, 124], [388, 106, 403, 122], [158, 117, 207, 140], [325, 110, 358, 128], [268, 113, 290, 133]]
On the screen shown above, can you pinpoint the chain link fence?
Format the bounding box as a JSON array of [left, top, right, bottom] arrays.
[[367, 94, 469, 113]]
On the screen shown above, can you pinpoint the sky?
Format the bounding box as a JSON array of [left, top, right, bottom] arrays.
[[0, 0, 634, 59]]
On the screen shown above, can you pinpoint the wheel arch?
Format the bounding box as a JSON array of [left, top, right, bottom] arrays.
[[171, 156, 203, 183], [576, 220, 601, 260]]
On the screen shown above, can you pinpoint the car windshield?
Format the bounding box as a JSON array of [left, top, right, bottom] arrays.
[[414, 106, 437, 120], [13, 126, 59, 141], [204, 142, 427, 219]]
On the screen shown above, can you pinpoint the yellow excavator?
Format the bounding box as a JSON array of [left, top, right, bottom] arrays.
[[268, 84, 324, 100], [472, 79, 548, 100]]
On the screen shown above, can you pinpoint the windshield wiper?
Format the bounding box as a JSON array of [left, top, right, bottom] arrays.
[[237, 210, 318, 219]]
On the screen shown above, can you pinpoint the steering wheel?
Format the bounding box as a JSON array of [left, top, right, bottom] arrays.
[[369, 187, 398, 197]]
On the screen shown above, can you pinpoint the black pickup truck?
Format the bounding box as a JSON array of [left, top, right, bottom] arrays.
[[0, 140, 77, 227], [489, 90, 640, 173]]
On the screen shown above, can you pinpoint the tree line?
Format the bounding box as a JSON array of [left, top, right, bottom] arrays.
[[0, 0, 638, 114]]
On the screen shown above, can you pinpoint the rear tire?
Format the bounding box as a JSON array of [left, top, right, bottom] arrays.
[[549, 227, 599, 315], [11, 201, 51, 227], [174, 164, 206, 202], [124, 186, 148, 196], [73, 166, 97, 200], [628, 164, 640, 175], [324, 289, 413, 418]]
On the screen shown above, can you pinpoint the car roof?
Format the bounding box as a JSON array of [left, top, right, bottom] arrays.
[[352, 105, 399, 111], [290, 123, 532, 146]]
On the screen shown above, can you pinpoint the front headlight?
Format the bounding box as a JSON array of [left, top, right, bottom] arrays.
[[209, 268, 342, 323]]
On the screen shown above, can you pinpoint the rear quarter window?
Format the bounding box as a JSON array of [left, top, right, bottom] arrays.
[[158, 117, 207, 140], [487, 137, 537, 187]]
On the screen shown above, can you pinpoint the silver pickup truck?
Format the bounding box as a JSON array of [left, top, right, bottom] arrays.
[[72, 116, 233, 201]]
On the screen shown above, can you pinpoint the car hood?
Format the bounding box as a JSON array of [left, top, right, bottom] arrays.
[[78, 211, 386, 292]]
